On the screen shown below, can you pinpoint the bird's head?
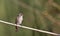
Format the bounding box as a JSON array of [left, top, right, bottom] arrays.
[[18, 13, 23, 16]]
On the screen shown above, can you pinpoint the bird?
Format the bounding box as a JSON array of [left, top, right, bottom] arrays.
[[15, 13, 23, 32]]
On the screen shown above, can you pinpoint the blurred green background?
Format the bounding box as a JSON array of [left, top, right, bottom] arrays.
[[0, 0, 60, 36]]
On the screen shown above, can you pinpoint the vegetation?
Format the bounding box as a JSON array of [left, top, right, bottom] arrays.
[[0, 0, 60, 36]]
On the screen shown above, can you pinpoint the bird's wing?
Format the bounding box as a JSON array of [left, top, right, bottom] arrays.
[[15, 17, 19, 24], [15, 18, 17, 24]]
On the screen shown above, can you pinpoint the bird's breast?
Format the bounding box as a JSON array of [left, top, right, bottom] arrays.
[[18, 16, 23, 22]]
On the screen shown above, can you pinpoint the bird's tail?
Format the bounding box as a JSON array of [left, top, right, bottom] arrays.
[[15, 26, 18, 32]]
